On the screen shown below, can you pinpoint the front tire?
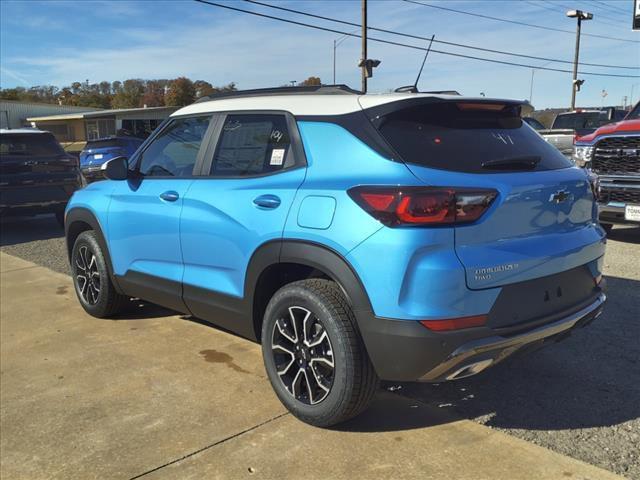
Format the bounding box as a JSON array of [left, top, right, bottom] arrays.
[[71, 230, 127, 318], [601, 223, 613, 235], [261, 279, 378, 427]]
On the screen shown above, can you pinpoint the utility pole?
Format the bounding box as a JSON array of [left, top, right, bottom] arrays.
[[361, 0, 367, 93], [567, 10, 593, 110]]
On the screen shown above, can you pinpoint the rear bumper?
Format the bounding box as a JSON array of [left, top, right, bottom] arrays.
[[357, 291, 606, 382]]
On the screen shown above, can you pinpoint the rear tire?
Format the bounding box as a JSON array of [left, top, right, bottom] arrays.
[[261, 279, 378, 427], [71, 230, 127, 318]]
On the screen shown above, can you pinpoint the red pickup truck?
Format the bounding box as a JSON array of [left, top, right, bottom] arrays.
[[573, 103, 640, 233]]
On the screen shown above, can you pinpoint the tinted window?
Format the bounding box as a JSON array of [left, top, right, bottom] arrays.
[[625, 103, 639, 120], [138, 116, 211, 177], [523, 117, 545, 130], [210, 114, 293, 176], [0, 133, 64, 157], [373, 102, 572, 174]]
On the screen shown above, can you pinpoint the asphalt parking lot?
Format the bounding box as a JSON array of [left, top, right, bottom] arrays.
[[1, 214, 638, 479]]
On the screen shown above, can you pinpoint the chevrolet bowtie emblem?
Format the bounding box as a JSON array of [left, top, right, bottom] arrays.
[[549, 189, 571, 204]]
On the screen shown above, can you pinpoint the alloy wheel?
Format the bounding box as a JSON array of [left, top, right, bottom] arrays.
[[271, 306, 335, 405], [75, 245, 101, 305]]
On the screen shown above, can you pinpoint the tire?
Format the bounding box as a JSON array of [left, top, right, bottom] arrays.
[[261, 279, 378, 427], [601, 223, 613, 235], [71, 230, 127, 318]]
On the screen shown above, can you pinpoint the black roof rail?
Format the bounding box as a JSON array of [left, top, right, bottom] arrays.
[[195, 84, 363, 103]]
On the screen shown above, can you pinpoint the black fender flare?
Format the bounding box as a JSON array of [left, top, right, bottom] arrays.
[[245, 240, 375, 341], [65, 207, 123, 294]]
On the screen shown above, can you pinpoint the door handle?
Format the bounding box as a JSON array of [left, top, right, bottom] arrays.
[[160, 191, 179, 202], [253, 194, 281, 209]]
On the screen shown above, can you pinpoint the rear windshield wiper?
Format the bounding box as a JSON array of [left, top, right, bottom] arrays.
[[481, 155, 541, 171]]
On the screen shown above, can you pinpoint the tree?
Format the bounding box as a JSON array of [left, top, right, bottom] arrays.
[[142, 80, 165, 107], [165, 77, 196, 106], [194, 80, 214, 99], [300, 76, 321, 86], [111, 79, 144, 109]]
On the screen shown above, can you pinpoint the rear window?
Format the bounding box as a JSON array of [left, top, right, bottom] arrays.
[[372, 101, 572, 174], [85, 139, 123, 150], [0, 133, 64, 157]]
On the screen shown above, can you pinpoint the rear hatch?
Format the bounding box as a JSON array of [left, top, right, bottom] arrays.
[[366, 97, 604, 290], [1, 132, 77, 179], [80, 138, 126, 168]]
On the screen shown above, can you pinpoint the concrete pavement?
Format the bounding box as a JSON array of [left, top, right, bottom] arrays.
[[0, 252, 624, 479]]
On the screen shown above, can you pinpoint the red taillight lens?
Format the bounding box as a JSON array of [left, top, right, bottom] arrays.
[[420, 314, 487, 332], [348, 187, 497, 227]]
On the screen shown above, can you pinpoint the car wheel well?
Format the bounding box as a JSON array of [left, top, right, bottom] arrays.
[[66, 220, 93, 260], [253, 262, 334, 341]]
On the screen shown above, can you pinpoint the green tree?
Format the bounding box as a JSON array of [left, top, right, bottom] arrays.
[[165, 77, 196, 106]]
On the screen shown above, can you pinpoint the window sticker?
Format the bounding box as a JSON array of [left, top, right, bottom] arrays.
[[270, 148, 286, 166]]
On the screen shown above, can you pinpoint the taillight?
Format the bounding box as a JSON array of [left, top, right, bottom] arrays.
[[420, 314, 487, 331], [348, 186, 497, 227]]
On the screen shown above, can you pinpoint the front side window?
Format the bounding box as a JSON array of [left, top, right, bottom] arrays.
[[138, 116, 211, 177], [210, 114, 294, 176]]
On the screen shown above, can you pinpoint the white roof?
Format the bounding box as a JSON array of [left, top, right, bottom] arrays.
[[172, 93, 523, 117], [0, 128, 47, 134]]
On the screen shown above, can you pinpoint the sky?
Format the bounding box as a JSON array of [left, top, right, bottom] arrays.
[[1, 0, 639, 109]]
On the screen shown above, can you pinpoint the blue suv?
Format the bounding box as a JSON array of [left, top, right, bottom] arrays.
[[79, 136, 144, 183], [65, 86, 606, 426]]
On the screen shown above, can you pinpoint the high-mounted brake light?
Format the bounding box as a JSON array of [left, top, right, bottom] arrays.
[[348, 186, 497, 227], [420, 314, 488, 331]]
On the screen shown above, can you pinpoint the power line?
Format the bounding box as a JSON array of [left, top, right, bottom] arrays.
[[535, 0, 627, 25], [193, 0, 640, 78], [245, 0, 638, 69], [402, 0, 638, 44], [587, 0, 632, 15]]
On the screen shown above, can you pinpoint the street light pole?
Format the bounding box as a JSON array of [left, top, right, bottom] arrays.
[[361, 0, 367, 93], [567, 10, 593, 111], [333, 39, 337, 84]]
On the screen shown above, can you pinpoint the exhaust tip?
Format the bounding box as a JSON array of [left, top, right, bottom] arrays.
[[446, 359, 494, 381]]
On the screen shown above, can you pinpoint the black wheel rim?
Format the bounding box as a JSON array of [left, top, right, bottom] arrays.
[[75, 245, 101, 305], [271, 306, 335, 405]]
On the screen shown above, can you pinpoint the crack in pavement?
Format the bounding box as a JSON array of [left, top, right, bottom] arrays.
[[128, 412, 290, 479]]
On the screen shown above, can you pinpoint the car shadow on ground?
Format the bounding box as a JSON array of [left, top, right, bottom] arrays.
[[378, 274, 640, 433], [0, 215, 63, 246]]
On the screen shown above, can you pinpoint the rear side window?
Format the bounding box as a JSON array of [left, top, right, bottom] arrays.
[[210, 114, 294, 176], [372, 101, 572, 173], [1, 133, 64, 157]]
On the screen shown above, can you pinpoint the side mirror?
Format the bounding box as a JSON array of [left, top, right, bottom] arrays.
[[101, 156, 129, 181]]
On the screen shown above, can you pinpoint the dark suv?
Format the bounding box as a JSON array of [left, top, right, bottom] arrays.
[[1, 129, 81, 225]]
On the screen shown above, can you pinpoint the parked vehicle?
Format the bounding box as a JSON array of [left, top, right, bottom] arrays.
[[65, 86, 606, 427], [523, 116, 545, 130], [539, 108, 627, 158], [79, 136, 144, 183], [574, 102, 640, 232], [1, 128, 81, 225]]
